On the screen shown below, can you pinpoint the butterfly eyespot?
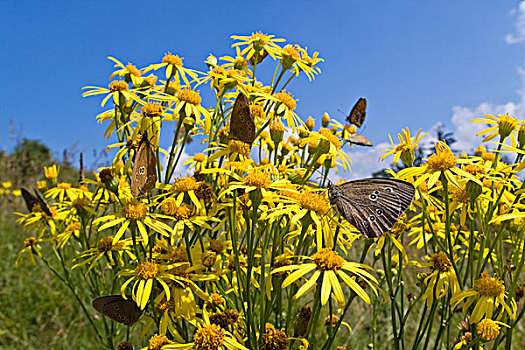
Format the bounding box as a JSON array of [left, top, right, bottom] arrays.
[[139, 166, 146, 174], [376, 208, 384, 215], [373, 190, 380, 195], [369, 194, 377, 201], [369, 215, 376, 222], [384, 187, 393, 192]]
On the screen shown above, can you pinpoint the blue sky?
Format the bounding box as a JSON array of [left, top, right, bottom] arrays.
[[1, 1, 525, 178]]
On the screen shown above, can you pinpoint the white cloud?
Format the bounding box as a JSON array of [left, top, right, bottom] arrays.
[[506, 1, 525, 44], [159, 148, 191, 183], [329, 142, 390, 182]]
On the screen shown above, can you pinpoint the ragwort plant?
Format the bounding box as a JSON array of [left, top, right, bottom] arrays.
[[14, 32, 524, 349]]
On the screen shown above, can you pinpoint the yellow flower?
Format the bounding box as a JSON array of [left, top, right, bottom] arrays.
[[293, 46, 323, 81], [301, 128, 352, 171], [472, 113, 522, 143], [72, 236, 135, 275], [15, 236, 43, 266], [476, 319, 509, 342], [259, 323, 288, 350], [143, 52, 200, 86], [108, 56, 143, 86], [421, 252, 460, 306], [46, 183, 86, 202], [272, 248, 378, 306], [399, 141, 480, 189], [380, 128, 428, 167], [231, 31, 285, 62], [93, 199, 172, 246], [451, 272, 517, 323], [44, 164, 60, 181]]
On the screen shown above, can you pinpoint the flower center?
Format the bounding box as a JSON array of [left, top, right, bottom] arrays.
[[178, 88, 202, 106], [452, 188, 470, 204], [57, 182, 71, 189], [148, 334, 171, 350], [142, 102, 163, 118], [109, 80, 129, 92], [244, 170, 271, 189], [135, 261, 160, 280], [426, 143, 457, 172], [227, 140, 251, 156], [299, 191, 329, 215], [162, 52, 183, 66], [124, 201, 147, 220], [430, 252, 452, 272], [126, 63, 141, 77], [160, 198, 178, 216], [476, 319, 501, 341], [172, 176, 198, 193], [312, 249, 344, 272], [274, 90, 297, 111], [319, 128, 342, 148], [498, 113, 518, 139], [24, 237, 37, 247], [260, 323, 289, 350], [97, 236, 114, 252], [193, 324, 225, 350], [474, 273, 505, 298]]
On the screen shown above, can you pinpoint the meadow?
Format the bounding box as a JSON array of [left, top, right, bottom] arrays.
[[1, 32, 524, 349]]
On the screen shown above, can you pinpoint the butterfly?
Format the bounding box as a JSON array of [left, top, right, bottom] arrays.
[[131, 132, 158, 197], [347, 97, 367, 127], [230, 92, 256, 144], [92, 295, 143, 326], [347, 133, 373, 147], [21, 187, 53, 216], [328, 178, 415, 238]]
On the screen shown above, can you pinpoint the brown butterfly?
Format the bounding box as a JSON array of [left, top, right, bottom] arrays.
[[347, 98, 367, 127], [21, 187, 53, 216], [230, 92, 256, 144], [92, 295, 143, 326], [347, 133, 373, 147], [131, 132, 157, 197], [328, 178, 415, 238]]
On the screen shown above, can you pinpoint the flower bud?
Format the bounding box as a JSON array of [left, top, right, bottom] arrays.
[[465, 180, 482, 206], [322, 113, 330, 128]]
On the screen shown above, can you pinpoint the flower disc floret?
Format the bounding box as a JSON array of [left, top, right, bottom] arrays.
[[312, 249, 344, 272], [260, 323, 288, 350], [142, 102, 163, 117], [477, 319, 501, 341], [97, 236, 114, 252], [193, 324, 225, 350], [178, 88, 202, 106], [319, 128, 342, 148], [135, 261, 160, 280], [244, 170, 272, 189], [172, 176, 198, 193], [124, 200, 148, 220], [148, 333, 171, 350], [274, 91, 297, 111], [162, 52, 183, 66], [227, 140, 251, 156], [109, 80, 129, 92], [298, 191, 329, 215], [426, 143, 457, 172], [161, 198, 178, 216], [498, 114, 518, 139], [430, 252, 452, 273], [474, 273, 505, 298]]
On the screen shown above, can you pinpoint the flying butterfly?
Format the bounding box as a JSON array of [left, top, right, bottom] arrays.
[[230, 92, 256, 144], [131, 132, 158, 197], [328, 178, 415, 238], [21, 187, 53, 217], [92, 295, 143, 326], [347, 97, 367, 127], [347, 133, 373, 147]]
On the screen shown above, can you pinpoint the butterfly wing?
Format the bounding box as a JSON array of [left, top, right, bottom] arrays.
[[347, 98, 366, 127], [230, 92, 256, 144], [33, 188, 53, 216], [21, 187, 39, 213], [329, 178, 414, 238], [347, 133, 373, 146], [131, 133, 158, 197], [92, 295, 143, 326]]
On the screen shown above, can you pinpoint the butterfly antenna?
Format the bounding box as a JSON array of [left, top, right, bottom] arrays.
[[337, 109, 347, 117]]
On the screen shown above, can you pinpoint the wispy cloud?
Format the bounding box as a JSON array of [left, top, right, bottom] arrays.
[[505, 1, 525, 44]]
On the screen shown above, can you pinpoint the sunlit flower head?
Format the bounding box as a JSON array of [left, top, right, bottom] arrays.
[[472, 113, 522, 143], [421, 252, 460, 306], [231, 31, 285, 62], [451, 272, 517, 323], [380, 128, 428, 167]]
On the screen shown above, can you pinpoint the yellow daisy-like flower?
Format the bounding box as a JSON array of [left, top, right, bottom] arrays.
[[472, 113, 522, 143], [45, 183, 86, 202], [231, 31, 285, 62], [293, 46, 323, 81], [108, 56, 143, 86], [399, 141, 480, 189], [171, 88, 213, 133], [272, 248, 378, 306], [72, 236, 136, 275], [476, 319, 509, 342], [118, 260, 176, 310], [451, 272, 517, 323], [142, 52, 200, 86], [44, 164, 60, 182], [421, 252, 460, 306], [163, 308, 248, 350], [15, 236, 43, 266], [93, 198, 172, 246], [301, 128, 352, 171], [379, 128, 428, 167]]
